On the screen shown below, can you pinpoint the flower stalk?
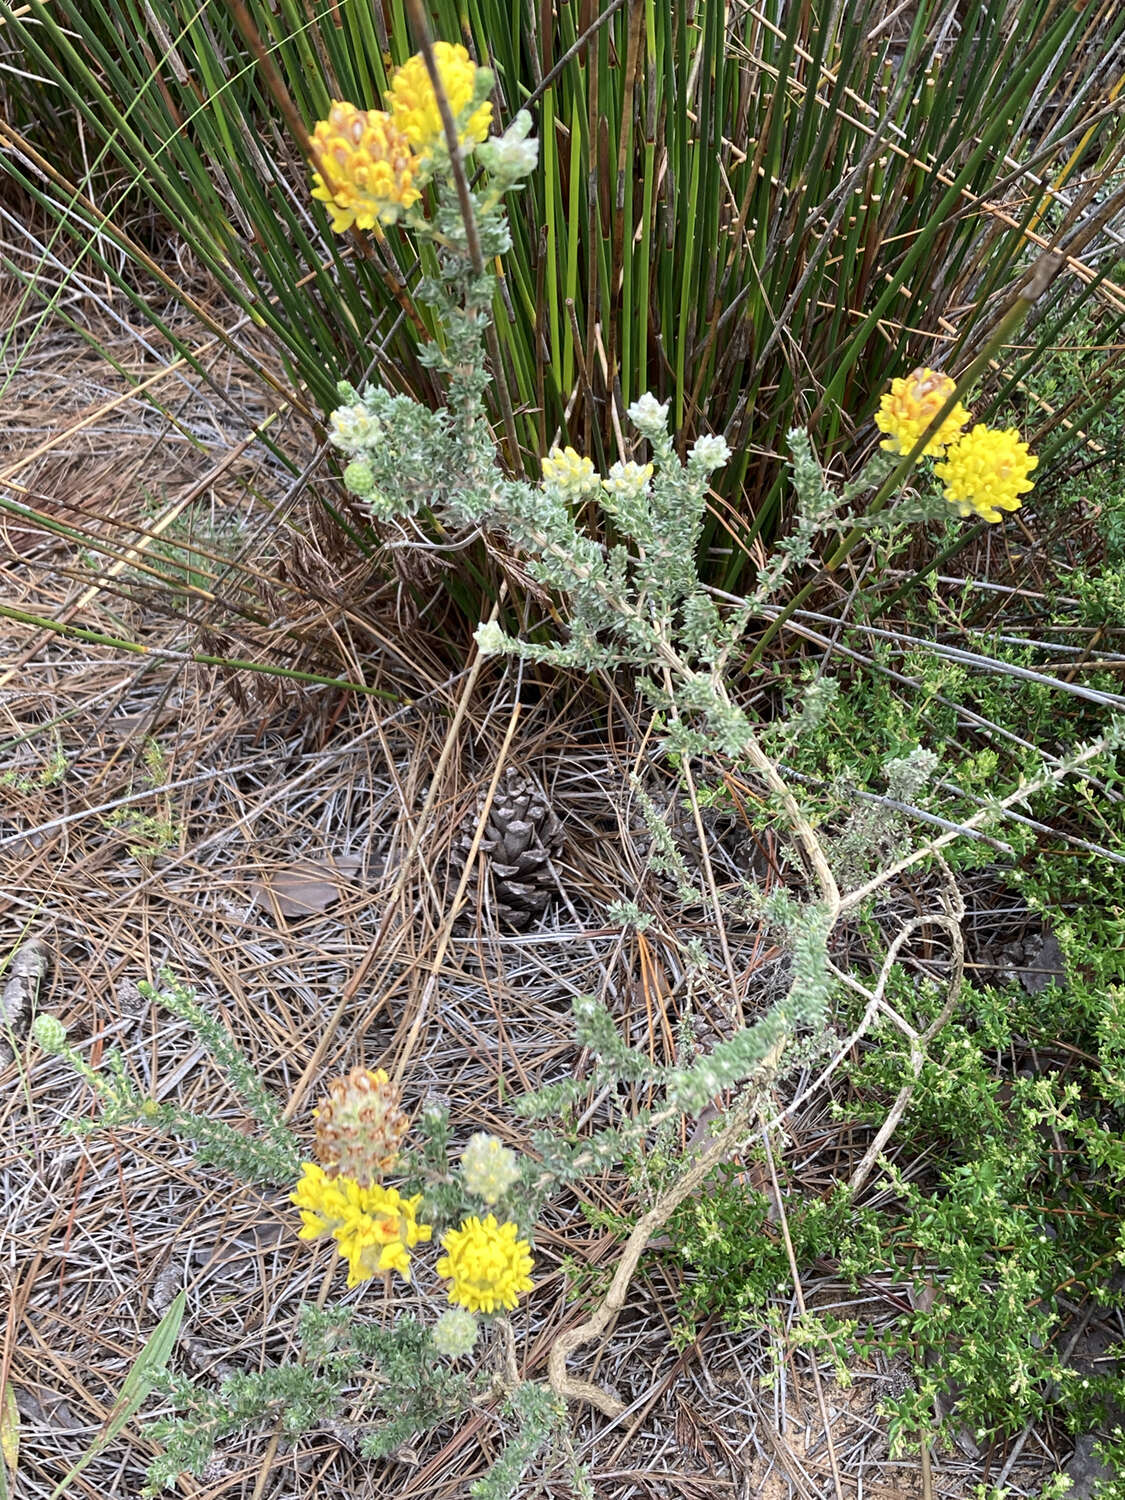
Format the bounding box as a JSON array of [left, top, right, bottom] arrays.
[[400, 0, 524, 475]]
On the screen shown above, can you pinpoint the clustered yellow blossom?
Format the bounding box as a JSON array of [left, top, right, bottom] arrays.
[[436, 1213, 535, 1314], [387, 42, 492, 157], [541, 445, 599, 497], [602, 460, 654, 499], [934, 424, 1037, 523], [292, 1162, 432, 1289], [874, 367, 970, 458], [310, 101, 421, 232], [875, 365, 1037, 523], [309, 43, 490, 233]]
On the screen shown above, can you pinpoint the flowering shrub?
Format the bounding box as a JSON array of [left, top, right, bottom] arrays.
[[30, 33, 1107, 1499]]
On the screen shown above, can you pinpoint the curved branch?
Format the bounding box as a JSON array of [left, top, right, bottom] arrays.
[[547, 1043, 784, 1416]]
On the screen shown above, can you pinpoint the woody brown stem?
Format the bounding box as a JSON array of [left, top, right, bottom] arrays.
[[547, 1043, 784, 1416]]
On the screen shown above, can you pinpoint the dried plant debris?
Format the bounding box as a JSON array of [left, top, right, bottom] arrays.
[[0, 934, 47, 1063], [251, 854, 366, 919], [961, 871, 1068, 994]]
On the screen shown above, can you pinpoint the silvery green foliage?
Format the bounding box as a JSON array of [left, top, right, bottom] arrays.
[[796, 672, 839, 729], [760, 672, 841, 760], [144, 1311, 478, 1494], [669, 899, 836, 1110], [329, 209, 787, 768], [329, 321, 738, 690], [468, 1383, 570, 1500], [630, 777, 706, 906], [754, 429, 905, 604], [604, 899, 653, 931], [831, 744, 942, 882], [329, 124, 537, 524], [886, 745, 940, 802], [753, 430, 846, 603], [332, 384, 463, 520], [513, 889, 835, 1126], [41, 971, 301, 1186], [324, 132, 856, 1447]]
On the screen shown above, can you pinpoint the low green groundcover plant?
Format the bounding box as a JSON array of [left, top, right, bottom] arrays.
[[666, 727, 1125, 1478]]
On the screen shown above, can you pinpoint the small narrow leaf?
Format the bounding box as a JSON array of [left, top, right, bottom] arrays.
[[48, 1292, 185, 1499], [0, 1379, 19, 1495]]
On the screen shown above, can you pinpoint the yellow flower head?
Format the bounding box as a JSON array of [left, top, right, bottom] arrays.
[[933, 423, 1037, 523], [333, 1183, 432, 1288], [874, 367, 970, 458], [310, 101, 421, 233], [541, 445, 599, 498], [291, 1161, 353, 1241], [388, 43, 492, 158], [290, 1163, 431, 1288], [436, 1214, 534, 1314]]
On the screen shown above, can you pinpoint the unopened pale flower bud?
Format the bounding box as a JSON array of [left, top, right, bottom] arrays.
[[541, 445, 599, 498], [626, 392, 671, 440], [460, 1132, 521, 1205], [431, 1307, 479, 1358], [602, 460, 654, 499], [688, 433, 732, 472], [474, 621, 509, 655], [32, 1014, 67, 1053], [477, 111, 539, 181], [329, 402, 381, 453]]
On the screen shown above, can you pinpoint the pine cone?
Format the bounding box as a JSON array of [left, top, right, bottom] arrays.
[[459, 768, 563, 931]]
